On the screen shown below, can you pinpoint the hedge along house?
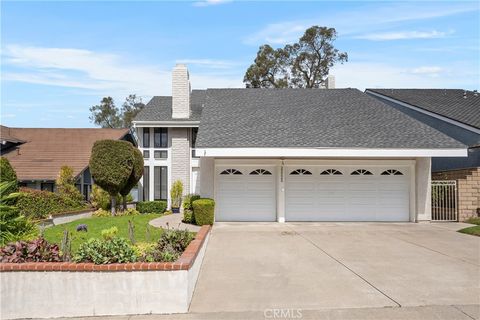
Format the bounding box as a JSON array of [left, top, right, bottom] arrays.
[[0, 126, 135, 200], [133, 65, 467, 222]]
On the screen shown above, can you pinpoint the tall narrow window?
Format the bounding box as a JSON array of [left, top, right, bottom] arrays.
[[143, 166, 150, 201], [154, 128, 168, 148], [143, 128, 150, 148], [154, 166, 168, 200], [191, 127, 199, 158]]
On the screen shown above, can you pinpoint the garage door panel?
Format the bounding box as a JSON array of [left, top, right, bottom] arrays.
[[286, 166, 410, 222], [216, 167, 276, 222]]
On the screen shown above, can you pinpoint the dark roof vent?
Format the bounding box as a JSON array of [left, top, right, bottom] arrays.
[[463, 91, 467, 99]]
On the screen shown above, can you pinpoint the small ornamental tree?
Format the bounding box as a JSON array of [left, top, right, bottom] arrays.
[[0, 157, 18, 195], [56, 165, 84, 205], [89, 140, 139, 215], [119, 147, 143, 210]]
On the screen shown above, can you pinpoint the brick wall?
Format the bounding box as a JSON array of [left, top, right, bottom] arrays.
[[432, 167, 480, 221], [170, 128, 190, 197]]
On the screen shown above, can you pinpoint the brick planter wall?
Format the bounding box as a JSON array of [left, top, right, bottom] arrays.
[[432, 167, 480, 221], [0, 226, 211, 319]]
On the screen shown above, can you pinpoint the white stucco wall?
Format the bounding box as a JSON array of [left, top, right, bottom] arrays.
[[199, 157, 214, 199], [415, 157, 432, 221]]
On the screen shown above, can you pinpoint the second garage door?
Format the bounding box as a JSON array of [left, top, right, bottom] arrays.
[[215, 166, 276, 222], [285, 166, 410, 222]]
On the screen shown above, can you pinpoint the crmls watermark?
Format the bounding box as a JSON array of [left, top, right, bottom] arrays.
[[264, 308, 303, 319]]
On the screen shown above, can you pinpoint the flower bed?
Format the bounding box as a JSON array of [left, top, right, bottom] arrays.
[[0, 226, 211, 319]]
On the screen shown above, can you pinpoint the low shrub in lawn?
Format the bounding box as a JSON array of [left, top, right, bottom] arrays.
[[137, 201, 167, 214], [73, 227, 137, 264], [0, 238, 62, 263], [16, 188, 87, 219], [152, 228, 194, 262], [192, 198, 215, 226]]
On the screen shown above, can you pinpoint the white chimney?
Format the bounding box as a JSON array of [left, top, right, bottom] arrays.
[[325, 75, 335, 89], [172, 64, 191, 118]]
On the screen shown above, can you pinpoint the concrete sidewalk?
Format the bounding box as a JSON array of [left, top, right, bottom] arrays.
[[40, 304, 480, 319]]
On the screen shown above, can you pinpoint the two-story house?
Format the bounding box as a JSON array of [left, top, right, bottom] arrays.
[[133, 65, 468, 222]]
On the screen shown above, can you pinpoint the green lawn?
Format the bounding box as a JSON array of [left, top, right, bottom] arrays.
[[43, 214, 163, 252], [458, 217, 480, 237]]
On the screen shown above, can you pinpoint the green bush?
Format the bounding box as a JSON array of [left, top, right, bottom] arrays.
[[152, 228, 194, 262], [119, 147, 143, 209], [0, 182, 38, 246], [73, 236, 137, 264], [16, 188, 86, 220], [133, 242, 156, 262], [183, 194, 201, 210], [182, 209, 195, 224], [192, 198, 215, 226], [136, 201, 167, 214], [465, 217, 480, 226], [0, 157, 18, 195], [55, 165, 84, 206]]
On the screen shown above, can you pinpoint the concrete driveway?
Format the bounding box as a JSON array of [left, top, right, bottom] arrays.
[[190, 222, 480, 315]]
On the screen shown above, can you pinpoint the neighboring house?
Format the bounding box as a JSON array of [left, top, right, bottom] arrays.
[[365, 89, 480, 220], [133, 64, 467, 223], [0, 126, 135, 200]]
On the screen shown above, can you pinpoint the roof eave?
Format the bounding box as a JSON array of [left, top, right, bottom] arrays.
[[194, 147, 468, 158]]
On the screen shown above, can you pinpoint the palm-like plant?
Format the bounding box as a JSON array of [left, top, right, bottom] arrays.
[[0, 181, 38, 246]]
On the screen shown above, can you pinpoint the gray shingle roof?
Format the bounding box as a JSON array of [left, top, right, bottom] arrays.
[[195, 88, 465, 149], [367, 89, 480, 129], [134, 90, 206, 121]]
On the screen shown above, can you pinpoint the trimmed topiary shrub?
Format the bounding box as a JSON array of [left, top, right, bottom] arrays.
[[89, 140, 138, 215], [0, 157, 18, 195], [192, 198, 215, 226], [119, 147, 143, 210], [16, 188, 86, 220], [136, 201, 167, 214]]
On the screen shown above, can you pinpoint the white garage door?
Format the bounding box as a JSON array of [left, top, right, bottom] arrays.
[[215, 167, 276, 221], [286, 166, 410, 221]]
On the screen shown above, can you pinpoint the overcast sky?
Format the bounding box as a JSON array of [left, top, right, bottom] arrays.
[[1, 0, 479, 127]]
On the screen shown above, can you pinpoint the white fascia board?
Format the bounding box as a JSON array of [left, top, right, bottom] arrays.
[[195, 148, 468, 158], [132, 121, 199, 127], [366, 90, 480, 135]]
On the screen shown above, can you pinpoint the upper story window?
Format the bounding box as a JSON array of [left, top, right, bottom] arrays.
[[143, 128, 150, 148], [154, 128, 168, 148]]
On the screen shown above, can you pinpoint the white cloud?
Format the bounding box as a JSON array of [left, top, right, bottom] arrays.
[[330, 62, 477, 91], [244, 2, 477, 45], [2, 44, 244, 96], [193, 0, 231, 7], [356, 30, 453, 41], [410, 66, 444, 76]]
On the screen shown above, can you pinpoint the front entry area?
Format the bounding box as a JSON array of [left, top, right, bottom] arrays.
[[213, 160, 414, 222]]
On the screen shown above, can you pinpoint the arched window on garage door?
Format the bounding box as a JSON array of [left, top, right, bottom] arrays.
[[290, 169, 312, 175], [320, 169, 343, 175], [381, 169, 404, 176], [249, 169, 272, 175], [220, 169, 243, 175], [351, 169, 373, 175]]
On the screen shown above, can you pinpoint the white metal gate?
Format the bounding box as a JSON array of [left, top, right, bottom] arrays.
[[432, 180, 457, 221]]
